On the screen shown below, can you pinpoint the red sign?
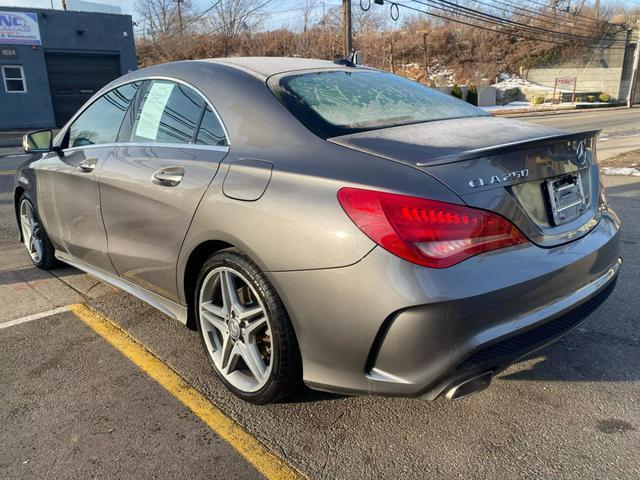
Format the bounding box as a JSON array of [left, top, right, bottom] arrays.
[[553, 76, 577, 103], [556, 77, 575, 85]]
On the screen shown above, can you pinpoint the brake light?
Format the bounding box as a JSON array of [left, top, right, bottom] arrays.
[[338, 187, 528, 268]]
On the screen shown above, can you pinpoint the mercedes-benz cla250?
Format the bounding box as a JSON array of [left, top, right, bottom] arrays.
[[16, 58, 621, 403]]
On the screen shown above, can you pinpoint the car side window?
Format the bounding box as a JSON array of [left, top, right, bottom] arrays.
[[130, 80, 204, 144], [68, 82, 140, 148], [196, 106, 228, 146]]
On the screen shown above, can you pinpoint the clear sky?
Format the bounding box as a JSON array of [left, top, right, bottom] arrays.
[[0, 0, 343, 30]]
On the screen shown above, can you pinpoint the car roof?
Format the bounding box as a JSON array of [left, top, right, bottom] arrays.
[[200, 57, 340, 78]]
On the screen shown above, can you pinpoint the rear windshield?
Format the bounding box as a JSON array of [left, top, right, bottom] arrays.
[[271, 69, 488, 138]]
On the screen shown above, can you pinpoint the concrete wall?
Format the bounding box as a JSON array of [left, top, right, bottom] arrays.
[[524, 30, 632, 101], [0, 7, 136, 130], [525, 67, 624, 99]]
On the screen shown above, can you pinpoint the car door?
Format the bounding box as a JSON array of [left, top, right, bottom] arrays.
[[98, 79, 229, 303], [36, 81, 141, 273]]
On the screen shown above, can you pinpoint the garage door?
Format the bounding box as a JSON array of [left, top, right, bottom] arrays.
[[45, 53, 121, 127]]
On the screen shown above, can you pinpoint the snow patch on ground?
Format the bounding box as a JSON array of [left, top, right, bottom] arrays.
[[398, 62, 456, 85], [480, 101, 531, 111], [493, 73, 553, 92], [601, 167, 640, 176]]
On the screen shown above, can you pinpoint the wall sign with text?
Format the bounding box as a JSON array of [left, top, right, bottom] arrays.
[[1, 47, 17, 58], [0, 11, 41, 46]]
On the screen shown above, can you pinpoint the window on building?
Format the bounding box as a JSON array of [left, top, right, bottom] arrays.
[[130, 80, 204, 144], [68, 82, 140, 148], [196, 106, 228, 146], [2, 65, 26, 93]]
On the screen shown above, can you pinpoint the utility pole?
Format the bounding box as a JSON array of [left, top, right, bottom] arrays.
[[628, 22, 640, 108], [322, 1, 326, 32], [147, 0, 154, 40], [389, 32, 395, 74], [422, 32, 429, 83], [343, 0, 352, 56], [174, 0, 184, 36]]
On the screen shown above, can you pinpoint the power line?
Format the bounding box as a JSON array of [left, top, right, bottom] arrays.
[[468, 0, 614, 35], [268, 2, 341, 15], [395, 0, 570, 43], [390, 0, 628, 48], [409, 0, 627, 45], [406, 0, 627, 46], [515, 0, 611, 25]]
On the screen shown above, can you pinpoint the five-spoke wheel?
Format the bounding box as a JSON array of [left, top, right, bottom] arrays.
[[196, 251, 301, 403], [199, 267, 273, 392], [19, 195, 58, 269], [20, 198, 44, 264]]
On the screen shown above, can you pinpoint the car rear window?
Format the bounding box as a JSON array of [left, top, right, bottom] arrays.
[[270, 69, 488, 138]]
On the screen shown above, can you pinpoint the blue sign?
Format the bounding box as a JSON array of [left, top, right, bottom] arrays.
[[0, 12, 41, 45]]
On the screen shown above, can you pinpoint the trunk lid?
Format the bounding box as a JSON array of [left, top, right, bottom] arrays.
[[329, 117, 601, 247]]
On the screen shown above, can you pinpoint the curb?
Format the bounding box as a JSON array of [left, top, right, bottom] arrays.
[[493, 103, 634, 118], [601, 167, 640, 177]]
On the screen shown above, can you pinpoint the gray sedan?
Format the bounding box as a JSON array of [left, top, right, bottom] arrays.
[[15, 57, 621, 404]]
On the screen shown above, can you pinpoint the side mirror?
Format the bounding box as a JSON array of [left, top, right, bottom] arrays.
[[352, 50, 362, 65], [23, 129, 53, 153]]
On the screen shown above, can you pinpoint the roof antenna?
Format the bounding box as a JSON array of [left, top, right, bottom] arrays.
[[334, 50, 360, 67]]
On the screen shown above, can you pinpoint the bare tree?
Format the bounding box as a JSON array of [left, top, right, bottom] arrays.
[[352, 3, 385, 35], [204, 0, 272, 56], [137, 0, 194, 37], [301, 0, 318, 33], [210, 0, 270, 37]]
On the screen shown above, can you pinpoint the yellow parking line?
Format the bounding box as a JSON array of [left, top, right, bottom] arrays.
[[0, 171, 16, 176], [69, 303, 305, 480]]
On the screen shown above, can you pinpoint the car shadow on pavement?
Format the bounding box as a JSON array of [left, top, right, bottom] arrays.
[[280, 387, 347, 404], [502, 277, 637, 384], [0, 264, 82, 286], [605, 178, 640, 196], [502, 323, 639, 384]]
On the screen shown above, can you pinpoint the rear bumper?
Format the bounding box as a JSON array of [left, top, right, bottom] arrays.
[[416, 262, 619, 399], [268, 209, 621, 398]]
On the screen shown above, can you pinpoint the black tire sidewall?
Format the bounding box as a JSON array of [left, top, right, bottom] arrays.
[[19, 194, 57, 270], [194, 250, 298, 404]]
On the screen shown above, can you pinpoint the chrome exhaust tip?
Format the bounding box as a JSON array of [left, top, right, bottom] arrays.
[[445, 371, 493, 401]]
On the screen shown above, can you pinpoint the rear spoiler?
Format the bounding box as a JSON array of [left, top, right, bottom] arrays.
[[415, 129, 601, 167]]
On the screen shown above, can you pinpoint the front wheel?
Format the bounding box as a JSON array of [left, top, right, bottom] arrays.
[[195, 251, 302, 404], [19, 195, 59, 270]]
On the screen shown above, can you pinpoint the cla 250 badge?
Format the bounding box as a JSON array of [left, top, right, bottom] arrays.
[[468, 169, 529, 188]]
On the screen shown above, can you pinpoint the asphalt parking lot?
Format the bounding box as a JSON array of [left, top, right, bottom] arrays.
[[1, 154, 639, 479]]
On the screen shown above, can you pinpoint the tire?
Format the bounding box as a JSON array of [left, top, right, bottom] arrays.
[[18, 194, 60, 270], [195, 250, 302, 404]]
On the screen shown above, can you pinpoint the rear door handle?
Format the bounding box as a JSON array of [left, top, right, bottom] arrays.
[[77, 158, 97, 173], [152, 166, 185, 187]]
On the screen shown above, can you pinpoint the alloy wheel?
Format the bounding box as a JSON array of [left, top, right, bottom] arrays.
[[20, 199, 44, 264], [199, 266, 273, 393]]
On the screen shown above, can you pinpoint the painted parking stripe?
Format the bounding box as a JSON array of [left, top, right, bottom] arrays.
[[0, 305, 73, 330], [0, 171, 16, 176], [69, 303, 305, 480]]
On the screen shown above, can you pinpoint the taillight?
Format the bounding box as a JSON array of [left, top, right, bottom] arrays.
[[338, 187, 528, 268]]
